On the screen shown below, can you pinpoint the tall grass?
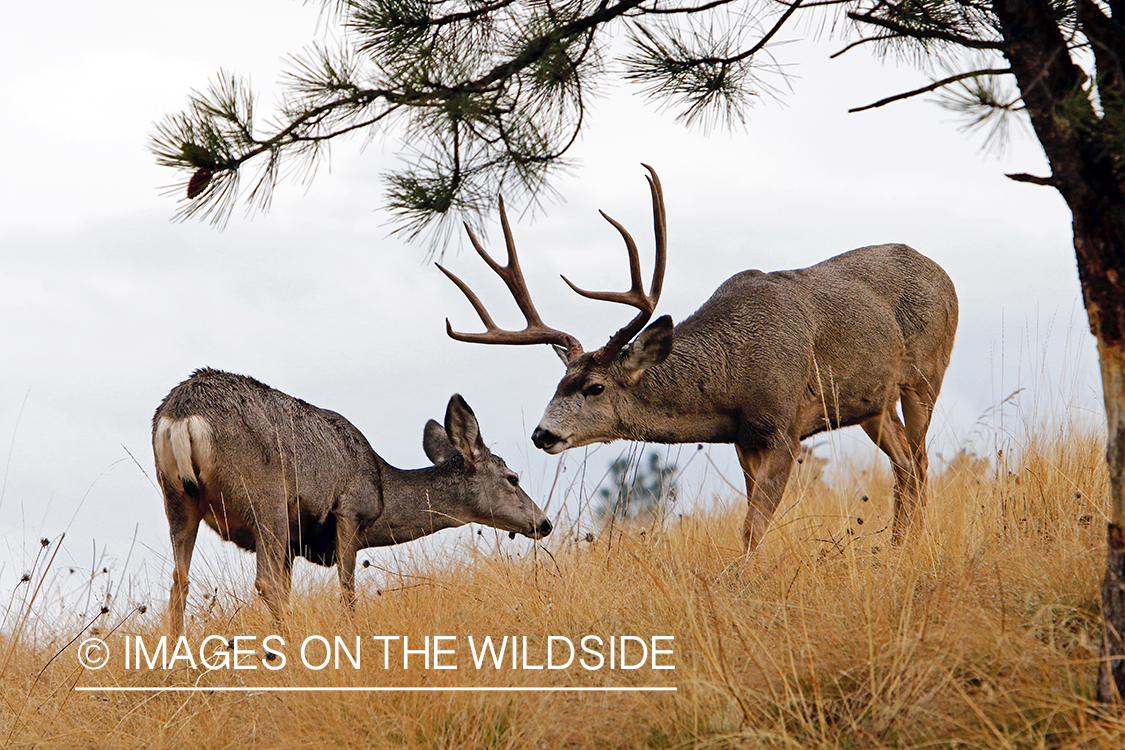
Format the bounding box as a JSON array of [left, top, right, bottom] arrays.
[[1, 422, 1123, 749]]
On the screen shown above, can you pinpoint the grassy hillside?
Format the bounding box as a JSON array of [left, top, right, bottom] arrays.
[[2, 425, 1124, 748]]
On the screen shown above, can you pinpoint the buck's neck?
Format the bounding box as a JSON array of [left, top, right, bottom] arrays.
[[360, 460, 470, 546], [621, 339, 742, 444]]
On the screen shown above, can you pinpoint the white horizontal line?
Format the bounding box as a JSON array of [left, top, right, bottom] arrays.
[[75, 686, 676, 693]]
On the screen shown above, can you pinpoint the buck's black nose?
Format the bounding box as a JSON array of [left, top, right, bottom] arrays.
[[531, 427, 558, 451], [537, 518, 553, 538]]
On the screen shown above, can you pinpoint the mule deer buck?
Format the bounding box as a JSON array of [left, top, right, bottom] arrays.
[[438, 165, 958, 552], [153, 368, 552, 635]]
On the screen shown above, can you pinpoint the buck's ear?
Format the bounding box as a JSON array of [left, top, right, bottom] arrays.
[[444, 394, 488, 464], [551, 344, 570, 366], [621, 315, 674, 383], [423, 419, 456, 464]]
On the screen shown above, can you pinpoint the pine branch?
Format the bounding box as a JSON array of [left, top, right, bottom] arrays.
[[156, 87, 408, 201], [466, 0, 646, 93], [163, 1, 642, 178], [830, 35, 897, 58], [1078, 0, 1125, 121], [847, 9, 1003, 50], [156, 0, 1031, 246], [426, 0, 520, 27], [656, 0, 805, 68], [1006, 172, 1057, 186], [782, 0, 852, 6], [849, 67, 1012, 112], [633, 0, 743, 16]]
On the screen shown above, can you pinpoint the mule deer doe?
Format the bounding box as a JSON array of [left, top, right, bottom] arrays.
[[153, 368, 552, 635], [438, 166, 958, 551]]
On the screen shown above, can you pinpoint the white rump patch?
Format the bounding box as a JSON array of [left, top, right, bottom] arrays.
[[154, 415, 214, 493]]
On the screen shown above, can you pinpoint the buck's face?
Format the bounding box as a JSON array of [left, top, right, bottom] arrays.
[[532, 317, 674, 454], [532, 355, 619, 454]]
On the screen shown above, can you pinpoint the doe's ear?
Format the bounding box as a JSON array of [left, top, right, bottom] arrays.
[[621, 315, 674, 383], [423, 419, 456, 464], [444, 394, 488, 464]]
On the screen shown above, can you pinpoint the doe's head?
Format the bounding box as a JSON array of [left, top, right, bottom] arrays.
[[423, 394, 552, 539]]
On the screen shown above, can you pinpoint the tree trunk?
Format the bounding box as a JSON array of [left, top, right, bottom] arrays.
[[1098, 341, 1125, 701], [1068, 209, 1125, 702]]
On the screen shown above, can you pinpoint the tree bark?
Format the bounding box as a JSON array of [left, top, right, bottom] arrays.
[[1069, 208, 1125, 702], [1059, 162, 1125, 704], [1098, 341, 1125, 701], [1066, 136, 1125, 705]]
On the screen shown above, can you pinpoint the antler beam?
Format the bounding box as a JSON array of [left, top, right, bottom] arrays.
[[561, 163, 667, 362], [438, 197, 584, 360], [439, 164, 667, 365]]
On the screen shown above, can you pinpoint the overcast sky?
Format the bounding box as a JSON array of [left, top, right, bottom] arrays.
[[0, 1, 1101, 610]]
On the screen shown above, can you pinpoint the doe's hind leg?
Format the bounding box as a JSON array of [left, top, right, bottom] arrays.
[[166, 491, 202, 637]]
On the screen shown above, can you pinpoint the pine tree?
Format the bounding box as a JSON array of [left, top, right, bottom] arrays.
[[596, 451, 677, 524]]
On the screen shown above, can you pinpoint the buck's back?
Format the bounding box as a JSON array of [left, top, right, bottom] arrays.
[[665, 244, 957, 432], [679, 243, 955, 349], [804, 244, 959, 386]]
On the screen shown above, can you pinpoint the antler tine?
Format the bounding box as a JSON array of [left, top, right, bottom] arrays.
[[438, 199, 584, 359], [560, 211, 648, 308], [561, 165, 669, 361], [643, 163, 667, 304], [436, 263, 501, 334], [494, 196, 547, 328]]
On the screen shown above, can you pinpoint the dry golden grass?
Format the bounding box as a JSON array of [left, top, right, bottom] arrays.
[[3, 425, 1125, 748]]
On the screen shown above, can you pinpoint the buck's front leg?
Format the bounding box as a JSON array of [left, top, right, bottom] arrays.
[[737, 441, 798, 553]]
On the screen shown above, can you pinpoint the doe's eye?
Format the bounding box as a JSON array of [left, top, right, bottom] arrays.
[[584, 383, 605, 397], [507, 475, 520, 487]]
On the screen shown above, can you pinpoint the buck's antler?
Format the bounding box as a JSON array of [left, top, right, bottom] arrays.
[[437, 196, 584, 361], [562, 164, 667, 362], [439, 164, 667, 365]]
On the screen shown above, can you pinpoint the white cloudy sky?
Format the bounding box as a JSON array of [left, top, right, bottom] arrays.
[[0, 1, 1100, 607]]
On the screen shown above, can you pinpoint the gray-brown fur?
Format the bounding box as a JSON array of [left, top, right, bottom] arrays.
[[153, 368, 551, 635], [442, 169, 957, 553], [534, 244, 957, 550]]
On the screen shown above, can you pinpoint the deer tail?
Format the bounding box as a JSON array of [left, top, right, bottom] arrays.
[[154, 415, 214, 501]]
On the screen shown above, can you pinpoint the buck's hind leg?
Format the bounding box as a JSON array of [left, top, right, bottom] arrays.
[[861, 410, 920, 545], [165, 490, 202, 637], [900, 386, 936, 509], [737, 440, 798, 553]]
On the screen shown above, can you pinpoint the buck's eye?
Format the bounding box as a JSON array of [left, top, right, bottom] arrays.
[[507, 475, 520, 487], [584, 383, 605, 397]]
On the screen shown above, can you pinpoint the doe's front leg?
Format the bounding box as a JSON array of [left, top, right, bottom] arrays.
[[253, 522, 293, 629], [335, 514, 361, 612]]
